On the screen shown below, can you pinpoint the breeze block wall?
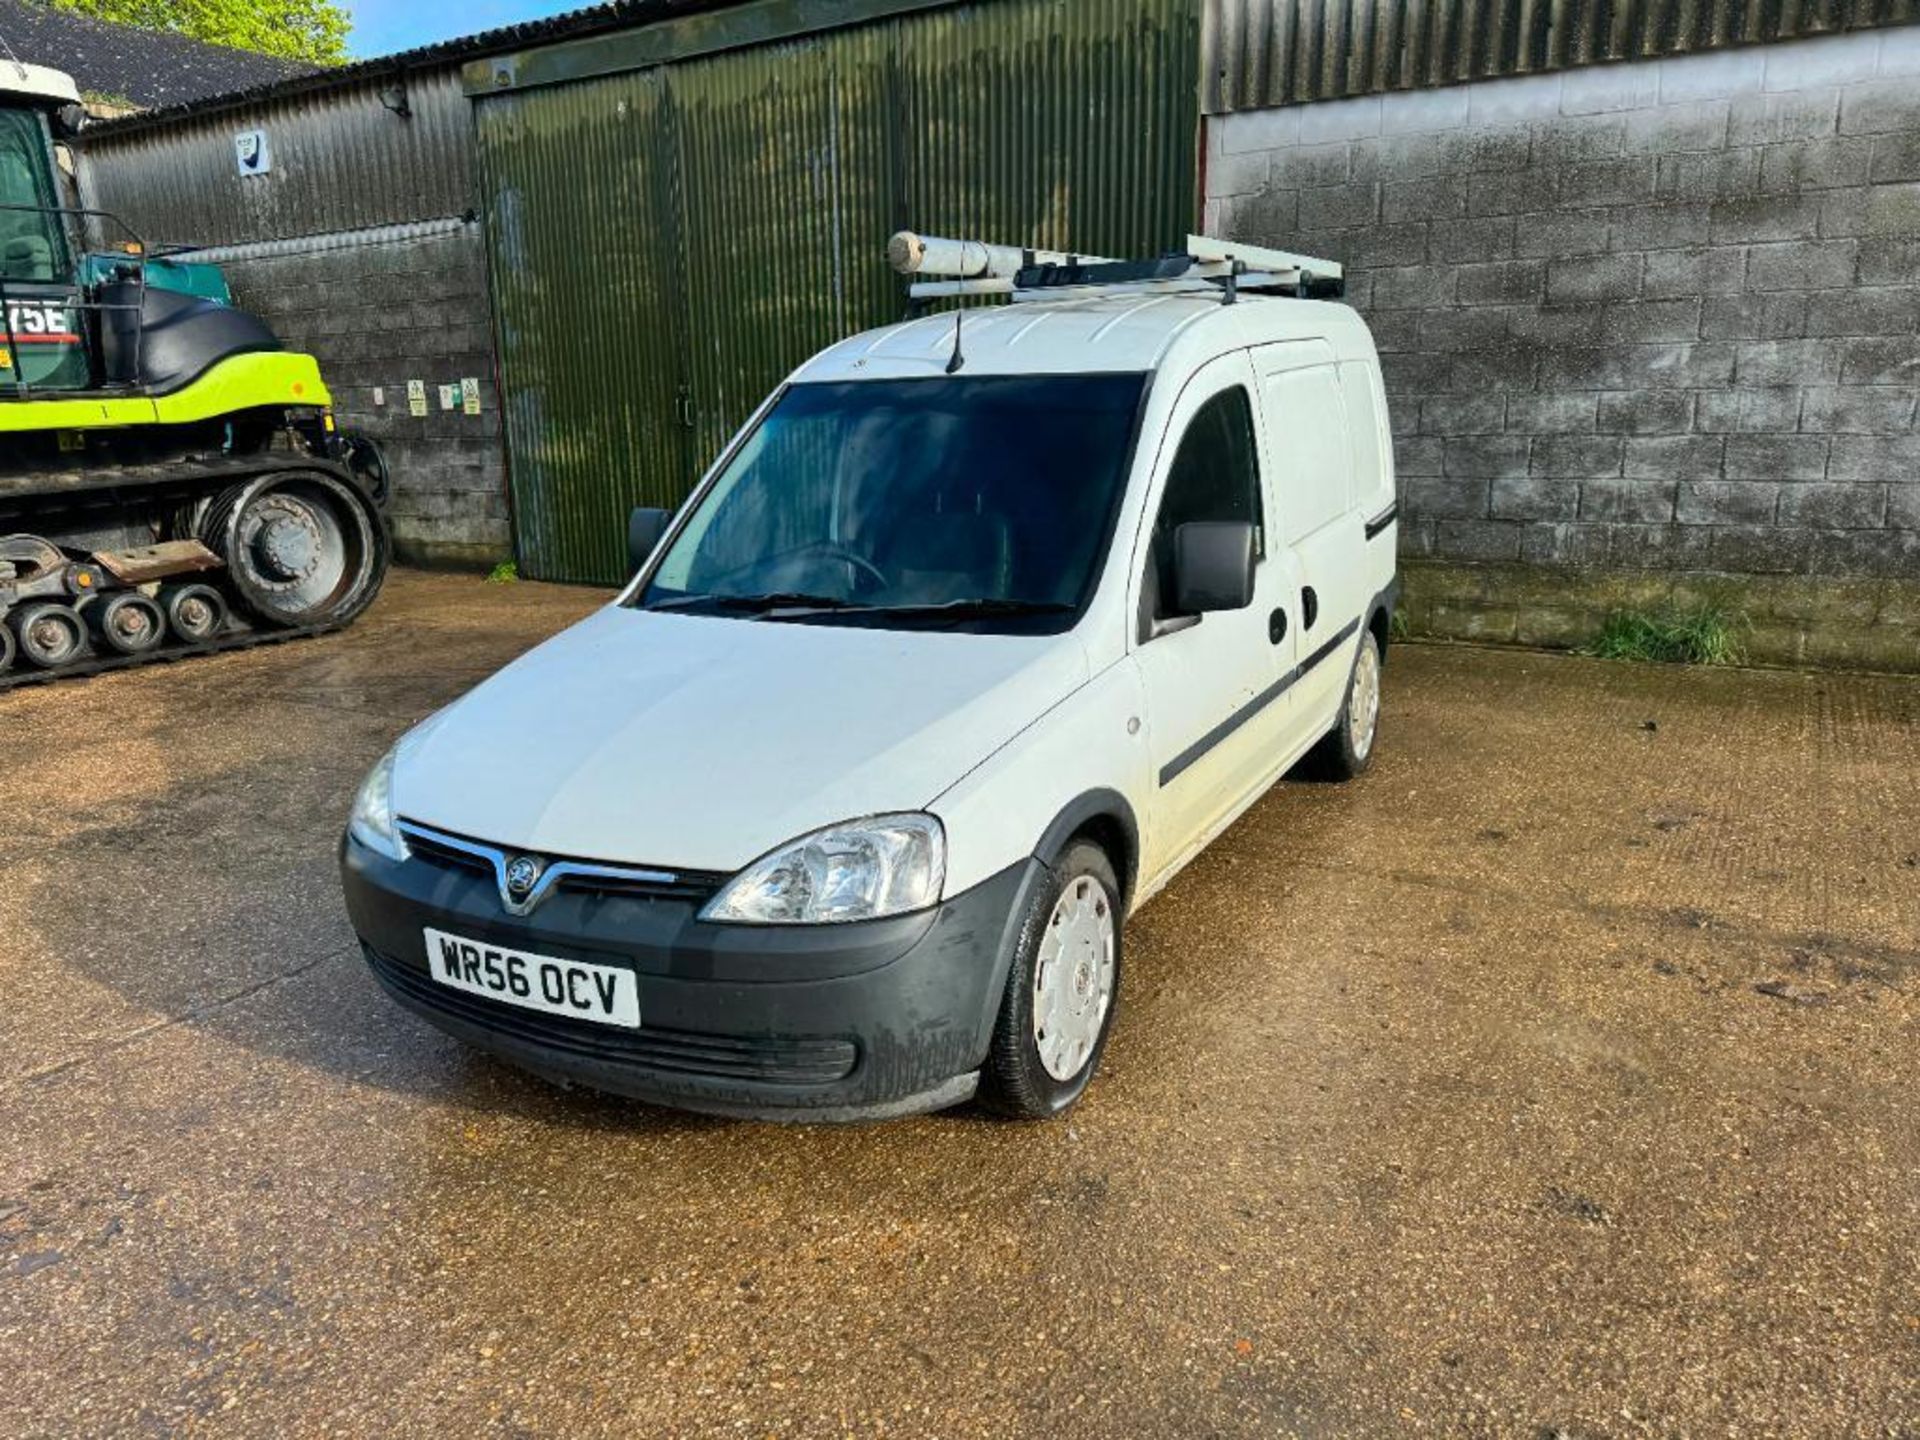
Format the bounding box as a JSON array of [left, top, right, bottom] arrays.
[[219, 224, 511, 571], [1205, 28, 1920, 670]]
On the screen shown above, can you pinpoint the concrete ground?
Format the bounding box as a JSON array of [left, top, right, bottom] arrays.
[[1, 569, 1916, 1438]]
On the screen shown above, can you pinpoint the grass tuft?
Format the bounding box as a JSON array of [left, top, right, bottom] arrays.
[[485, 561, 519, 585], [1587, 606, 1746, 666]]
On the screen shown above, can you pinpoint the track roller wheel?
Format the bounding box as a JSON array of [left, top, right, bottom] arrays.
[[0, 622, 14, 675], [92, 592, 167, 656], [202, 470, 387, 629], [9, 602, 87, 669], [161, 583, 229, 644]]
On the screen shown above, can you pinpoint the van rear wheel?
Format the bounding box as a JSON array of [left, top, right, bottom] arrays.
[[979, 840, 1122, 1120], [1308, 628, 1382, 781]]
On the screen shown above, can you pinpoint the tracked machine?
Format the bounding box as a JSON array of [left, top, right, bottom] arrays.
[[0, 62, 387, 689]]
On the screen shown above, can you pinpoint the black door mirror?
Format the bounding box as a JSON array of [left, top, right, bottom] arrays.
[[1172, 520, 1256, 614], [628, 506, 670, 572]]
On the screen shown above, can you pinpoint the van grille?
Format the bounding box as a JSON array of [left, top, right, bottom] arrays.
[[398, 820, 727, 903]]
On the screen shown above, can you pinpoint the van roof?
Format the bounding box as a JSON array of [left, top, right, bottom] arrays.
[[791, 292, 1371, 385]]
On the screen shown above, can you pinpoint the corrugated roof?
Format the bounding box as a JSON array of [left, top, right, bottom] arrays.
[[0, 0, 313, 110], [78, 0, 756, 138], [1204, 0, 1920, 112]]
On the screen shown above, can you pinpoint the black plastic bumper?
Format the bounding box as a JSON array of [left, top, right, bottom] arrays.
[[340, 835, 1039, 1121]]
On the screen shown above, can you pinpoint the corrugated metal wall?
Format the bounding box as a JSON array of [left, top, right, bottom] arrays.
[[1205, 0, 1920, 110], [478, 0, 1199, 585], [77, 65, 476, 244]]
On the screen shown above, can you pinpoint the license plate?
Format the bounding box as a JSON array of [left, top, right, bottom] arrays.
[[423, 928, 640, 1029]]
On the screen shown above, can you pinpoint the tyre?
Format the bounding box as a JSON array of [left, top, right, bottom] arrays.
[[202, 470, 387, 629], [980, 840, 1123, 1120], [1306, 626, 1383, 781]]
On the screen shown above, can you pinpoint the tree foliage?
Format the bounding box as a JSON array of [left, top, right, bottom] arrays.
[[47, 0, 351, 67]]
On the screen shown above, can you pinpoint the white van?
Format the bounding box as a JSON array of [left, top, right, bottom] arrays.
[[341, 235, 1398, 1122]]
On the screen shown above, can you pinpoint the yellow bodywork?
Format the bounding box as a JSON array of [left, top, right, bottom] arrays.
[[0, 352, 332, 432]]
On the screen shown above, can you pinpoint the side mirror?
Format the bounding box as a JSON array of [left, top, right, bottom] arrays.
[[1172, 520, 1256, 614], [628, 506, 669, 572]]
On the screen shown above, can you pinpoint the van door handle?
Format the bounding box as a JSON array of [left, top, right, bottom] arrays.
[[1301, 586, 1319, 630], [1268, 608, 1287, 645]]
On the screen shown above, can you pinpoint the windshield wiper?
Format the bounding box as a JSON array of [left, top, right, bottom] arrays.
[[848, 598, 1076, 622], [645, 592, 867, 614]]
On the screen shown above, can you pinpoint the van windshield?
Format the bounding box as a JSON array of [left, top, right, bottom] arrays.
[[637, 374, 1146, 632]]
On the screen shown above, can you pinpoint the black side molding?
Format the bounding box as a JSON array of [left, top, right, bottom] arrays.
[[1364, 503, 1399, 542], [1158, 617, 1362, 788]]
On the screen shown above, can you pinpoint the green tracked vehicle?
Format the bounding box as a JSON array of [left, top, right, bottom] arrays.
[[1, 62, 388, 688]]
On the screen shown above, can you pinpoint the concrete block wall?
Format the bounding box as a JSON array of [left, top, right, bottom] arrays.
[[221, 224, 511, 570], [1205, 29, 1920, 665]]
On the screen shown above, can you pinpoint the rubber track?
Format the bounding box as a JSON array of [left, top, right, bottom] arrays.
[[0, 451, 330, 502], [0, 620, 344, 693], [2, 455, 385, 694]]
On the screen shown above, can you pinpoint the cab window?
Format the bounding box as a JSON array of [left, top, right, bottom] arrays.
[[1145, 386, 1262, 623], [0, 110, 63, 282]]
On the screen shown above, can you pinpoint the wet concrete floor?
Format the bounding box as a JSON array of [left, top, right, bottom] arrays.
[[1, 569, 1916, 1437]]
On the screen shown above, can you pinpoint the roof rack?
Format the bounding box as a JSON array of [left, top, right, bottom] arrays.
[[886, 231, 1345, 304]]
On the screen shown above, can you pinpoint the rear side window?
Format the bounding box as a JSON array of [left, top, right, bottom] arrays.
[[1146, 386, 1261, 621], [1338, 360, 1392, 512], [1264, 365, 1349, 544]]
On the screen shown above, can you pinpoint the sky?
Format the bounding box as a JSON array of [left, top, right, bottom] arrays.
[[346, 0, 586, 59]]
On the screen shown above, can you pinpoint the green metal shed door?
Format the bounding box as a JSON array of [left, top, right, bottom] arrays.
[[477, 69, 691, 585], [479, 0, 1198, 585]]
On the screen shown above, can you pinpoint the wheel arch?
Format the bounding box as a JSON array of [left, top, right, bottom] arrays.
[[1034, 788, 1140, 909], [1368, 576, 1402, 664]]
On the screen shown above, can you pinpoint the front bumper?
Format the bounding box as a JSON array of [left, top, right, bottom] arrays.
[[340, 834, 1038, 1121]]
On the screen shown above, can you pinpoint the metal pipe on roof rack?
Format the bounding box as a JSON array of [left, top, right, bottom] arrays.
[[887, 230, 1114, 280], [905, 277, 1018, 299]]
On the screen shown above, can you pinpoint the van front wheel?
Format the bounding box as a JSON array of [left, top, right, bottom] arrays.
[[979, 841, 1123, 1120], [1309, 628, 1383, 781]]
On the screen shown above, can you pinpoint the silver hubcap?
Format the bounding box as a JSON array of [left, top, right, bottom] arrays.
[[1349, 636, 1381, 759], [1033, 874, 1116, 1082]]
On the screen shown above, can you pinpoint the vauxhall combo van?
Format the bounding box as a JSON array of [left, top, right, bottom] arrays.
[[341, 234, 1399, 1122]]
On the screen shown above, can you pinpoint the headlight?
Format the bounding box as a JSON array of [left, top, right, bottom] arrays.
[[702, 813, 945, 924], [348, 746, 409, 862]]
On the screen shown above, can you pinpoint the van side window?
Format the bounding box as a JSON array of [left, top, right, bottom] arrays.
[[1146, 386, 1261, 621], [1264, 365, 1349, 545], [1338, 360, 1392, 513]]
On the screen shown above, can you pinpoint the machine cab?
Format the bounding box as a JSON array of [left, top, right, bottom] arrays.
[[0, 64, 85, 391]]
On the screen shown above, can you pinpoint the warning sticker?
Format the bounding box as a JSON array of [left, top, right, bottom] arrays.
[[461, 378, 482, 416], [407, 379, 428, 417]]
